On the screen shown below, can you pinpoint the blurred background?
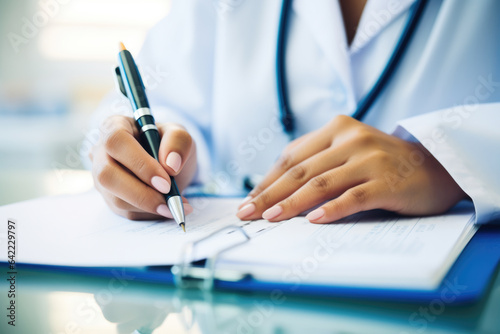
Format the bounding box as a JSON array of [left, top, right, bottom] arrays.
[[0, 0, 171, 204]]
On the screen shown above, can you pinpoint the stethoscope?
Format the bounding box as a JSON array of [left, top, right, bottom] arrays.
[[244, 0, 427, 191], [276, 0, 428, 136]]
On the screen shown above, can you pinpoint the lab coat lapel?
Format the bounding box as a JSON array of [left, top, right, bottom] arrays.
[[292, 0, 356, 110], [351, 0, 416, 53], [289, 0, 417, 112]]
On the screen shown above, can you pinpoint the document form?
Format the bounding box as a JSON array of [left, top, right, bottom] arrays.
[[217, 206, 476, 289]]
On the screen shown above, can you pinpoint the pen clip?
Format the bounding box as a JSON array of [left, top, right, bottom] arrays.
[[114, 67, 128, 97]]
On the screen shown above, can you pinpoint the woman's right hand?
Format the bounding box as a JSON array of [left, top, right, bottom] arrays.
[[90, 115, 197, 220]]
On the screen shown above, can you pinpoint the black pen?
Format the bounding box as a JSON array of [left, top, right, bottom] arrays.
[[115, 42, 186, 232]]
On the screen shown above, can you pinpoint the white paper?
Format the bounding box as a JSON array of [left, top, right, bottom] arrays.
[[0, 190, 271, 267], [218, 206, 477, 290], [0, 190, 476, 290]]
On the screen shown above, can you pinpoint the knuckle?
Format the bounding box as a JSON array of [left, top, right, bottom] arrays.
[[281, 196, 298, 210], [349, 187, 368, 206], [276, 153, 294, 171], [124, 211, 142, 221], [257, 191, 272, 207], [334, 201, 350, 219], [309, 174, 331, 193], [134, 192, 150, 211], [132, 157, 148, 176], [95, 163, 114, 188], [368, 150, 392, 165], [281, 141, 296, 156], [287, 137, 301, 148], [102, 129, 124, 153], [353, 129, 376, 146], [167, 122, 187, 131], [249, 184, 264, 197], [170, 127, 193, 147], [110, 196, 128, 210], [332, 114, 352, 127], [287, 164, 308, 182]]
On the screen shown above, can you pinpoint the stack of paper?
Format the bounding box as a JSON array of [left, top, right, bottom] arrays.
[[0, 190, 476, 290]]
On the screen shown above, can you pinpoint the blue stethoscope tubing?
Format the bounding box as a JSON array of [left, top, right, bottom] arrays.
[[276, 0, 428, 136]]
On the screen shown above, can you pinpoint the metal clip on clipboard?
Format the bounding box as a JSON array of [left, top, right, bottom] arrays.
[[171, 225, 251, 291]]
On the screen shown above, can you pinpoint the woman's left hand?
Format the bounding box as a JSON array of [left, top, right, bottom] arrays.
[[236, 115, 467, 223]]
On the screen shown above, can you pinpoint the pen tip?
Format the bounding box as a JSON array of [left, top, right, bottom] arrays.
[[119, 42, 127, 52], [180, 223, 186, 233]]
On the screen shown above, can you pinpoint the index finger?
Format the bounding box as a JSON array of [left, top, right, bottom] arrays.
[[245, 129, 328, 202], [101, 116, 172, 195]]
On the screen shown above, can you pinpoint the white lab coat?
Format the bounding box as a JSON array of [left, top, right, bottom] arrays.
[[90, 0, 500, 224]]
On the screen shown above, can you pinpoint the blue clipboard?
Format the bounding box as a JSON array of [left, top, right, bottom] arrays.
[[8, 225, 500, 305]]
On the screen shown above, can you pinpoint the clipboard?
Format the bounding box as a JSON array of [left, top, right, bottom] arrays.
[[168, 224, 500, 304], [11, 224, 500, 305]]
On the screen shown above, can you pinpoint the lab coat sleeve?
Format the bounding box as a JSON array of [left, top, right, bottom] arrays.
[[394, 102, 500, 225]]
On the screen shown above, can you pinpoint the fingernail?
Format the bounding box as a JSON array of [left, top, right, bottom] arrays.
[[151, 176, 171, 194], [262, 205, 283, 221], [156, 204, 173, 219], [239, 196, 252, 206], [305, 208, 325, 222], [166, 152, 182, 173], [184, 203, 194, 215], [237, 203, 256, 219]]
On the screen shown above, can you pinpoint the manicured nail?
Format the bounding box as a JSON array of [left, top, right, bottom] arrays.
[[237, 203, 256, 219], [239, 196, 252, 206], [156, 204, 173, 219], [151, 176, 171, 194], [184, 203, 194, 215], [262, 205, 283, 221], [166, 152, 182, 173], [305, 208, 325, 222]]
